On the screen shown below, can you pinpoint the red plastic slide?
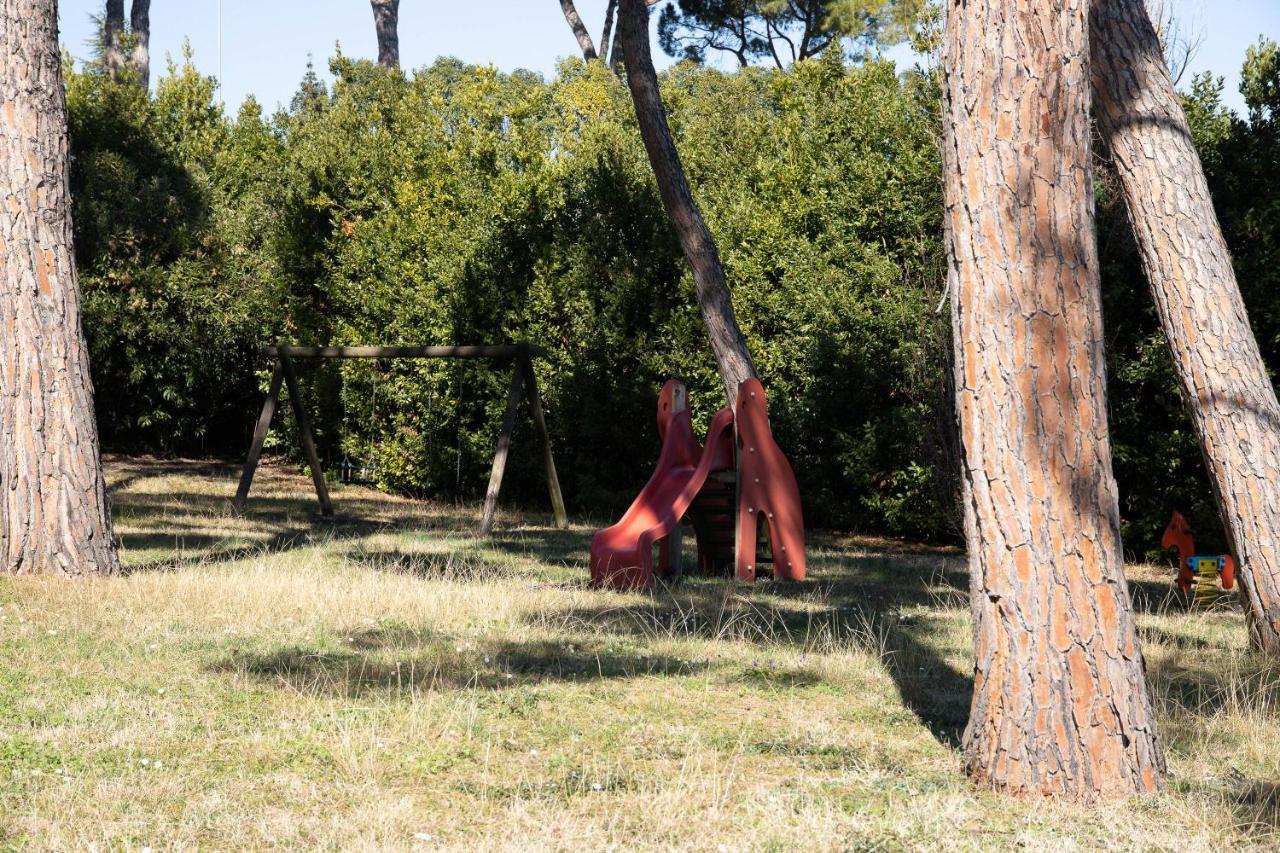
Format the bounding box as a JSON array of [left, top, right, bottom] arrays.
[[590, 378, 806, 590], [589, 381, 733, 589]]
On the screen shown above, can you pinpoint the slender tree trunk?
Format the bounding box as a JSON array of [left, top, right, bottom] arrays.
[[612, 1, 658, 76], [370, 0, 400, 69], [1091, 0, 1280, 652], [129, 0, 150, 88], [610, 17, 625, 74], [560, 0, 598, 60], [619, 0, 756, 404], [0, 0, 119, 577], [599, 0, 618, 65], [103, 0, 125, 82], [943, 0, 1164, 798]]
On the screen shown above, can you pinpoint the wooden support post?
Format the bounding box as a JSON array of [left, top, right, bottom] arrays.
[[520, 346, 569, 529], [234, 341, 563, 529], [280, 354, 333, 517], [659, 523, 683, 581], [479, 362, 526, 535], [232, 362, 285, 515], [264, 344, 545, 360]]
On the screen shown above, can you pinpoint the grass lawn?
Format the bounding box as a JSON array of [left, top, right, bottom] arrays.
[[0, 456, 1277, 850]]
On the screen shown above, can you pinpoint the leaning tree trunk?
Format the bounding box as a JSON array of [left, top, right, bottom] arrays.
[[619, 0, 756, 404], [559, 0, 599, 60], [370, 0, 400, 69], [103, 0, 125, 81], [0, 0, 119, 577], [1091, 0, 1280, 652], [943, 0, 1164, 798], [128, 0, 150, 88]]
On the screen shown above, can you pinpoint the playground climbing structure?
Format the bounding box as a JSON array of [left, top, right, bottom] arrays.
[[590, 378, 806, 590]]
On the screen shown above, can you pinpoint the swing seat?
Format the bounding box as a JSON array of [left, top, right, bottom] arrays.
[[339, 455, 378, 485]]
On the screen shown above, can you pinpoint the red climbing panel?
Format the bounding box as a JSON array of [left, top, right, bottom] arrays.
[[590, 378, 806, 590], [734, 378, 806, 582]]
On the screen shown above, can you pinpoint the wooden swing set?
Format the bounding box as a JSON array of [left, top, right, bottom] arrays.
[[232, 342, 568, 535]]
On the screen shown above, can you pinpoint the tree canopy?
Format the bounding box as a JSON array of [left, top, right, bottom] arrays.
[[656, 0, 931, 66]]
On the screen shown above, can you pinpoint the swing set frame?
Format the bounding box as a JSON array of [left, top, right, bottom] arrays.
[[231, 342, 568, 535]]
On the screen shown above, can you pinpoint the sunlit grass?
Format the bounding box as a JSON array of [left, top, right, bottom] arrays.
[[0, 457, 1276, 849]]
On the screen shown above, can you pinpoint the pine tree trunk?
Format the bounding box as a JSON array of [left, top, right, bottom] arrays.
[[559, 0, 598, 60], [0, 0, 119, 577], [599, 0, 618, 66], [129, 0, 150, 88], [610, 15, 625, 74], [619, 0, 756, 405], [370, 0, 400, 69], [103, 0, 125, 82], [1091, 0, 1280, 652], [943, 0, 1164, 798]]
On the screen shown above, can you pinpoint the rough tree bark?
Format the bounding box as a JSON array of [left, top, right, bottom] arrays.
[[103, 0, 125, 81], [370, 0, 400, 69], [128, 0, 149, 88], [0, 0, 119, 577], [610, 12, 626, 73], [1091, 0, 1280, 652], [599, 0, 618, 65], [619, 0, 756, 404], [560, 0, 599, 60], [943, 0, 1164, 797], [611, 0, 659, 73]]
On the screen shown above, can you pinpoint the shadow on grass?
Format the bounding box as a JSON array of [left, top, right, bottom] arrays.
[[114, 475, 469, 575], [203, 533, 976, 747], [212, 630, 702, 697], [344, 524, 594, 583], [1147, 651, 1280, 718], [526, 541, 976, 747], [483, 526, 593, 566], [104, 455, 242, 496], [112, 458, 1257, 759], [346, 548, 514, 582], [1138, 624, 1216, 651], [120, 518, 414, 575], [1229, 780, 1280, 840], [110, 457, 583, 578]]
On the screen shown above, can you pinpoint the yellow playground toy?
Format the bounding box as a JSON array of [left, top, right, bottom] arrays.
[[1162, 511, 1237, 605]]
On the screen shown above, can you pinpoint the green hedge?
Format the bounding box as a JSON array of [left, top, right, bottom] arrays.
[[65, 43, 1280, 550]]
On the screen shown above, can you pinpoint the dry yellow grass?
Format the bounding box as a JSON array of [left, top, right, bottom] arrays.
[[0, 457, 1277, 850]]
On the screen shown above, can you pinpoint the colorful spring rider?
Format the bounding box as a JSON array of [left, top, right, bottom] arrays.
[[590, 378, 806, 590], [1161, 511, 1236, 605]]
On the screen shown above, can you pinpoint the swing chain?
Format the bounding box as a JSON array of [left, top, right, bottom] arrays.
[[340, 359, 384, 485]]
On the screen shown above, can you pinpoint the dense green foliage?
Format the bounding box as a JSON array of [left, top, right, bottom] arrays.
[[67, 50, 284, 452], [65, 39, 1280, 552]]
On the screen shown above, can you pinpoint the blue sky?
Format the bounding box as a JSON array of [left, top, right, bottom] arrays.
[[57, 0, 1278, 115]]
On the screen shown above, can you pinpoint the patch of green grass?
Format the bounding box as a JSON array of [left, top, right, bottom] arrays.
[[0, 457, 1277, 849]]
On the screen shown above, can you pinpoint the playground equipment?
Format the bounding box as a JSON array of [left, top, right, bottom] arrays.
[[233, 342, 566, 534], [1162, 511, 1236, 604], [338, 359, 384, 486], [590, 378, 806, 590]]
